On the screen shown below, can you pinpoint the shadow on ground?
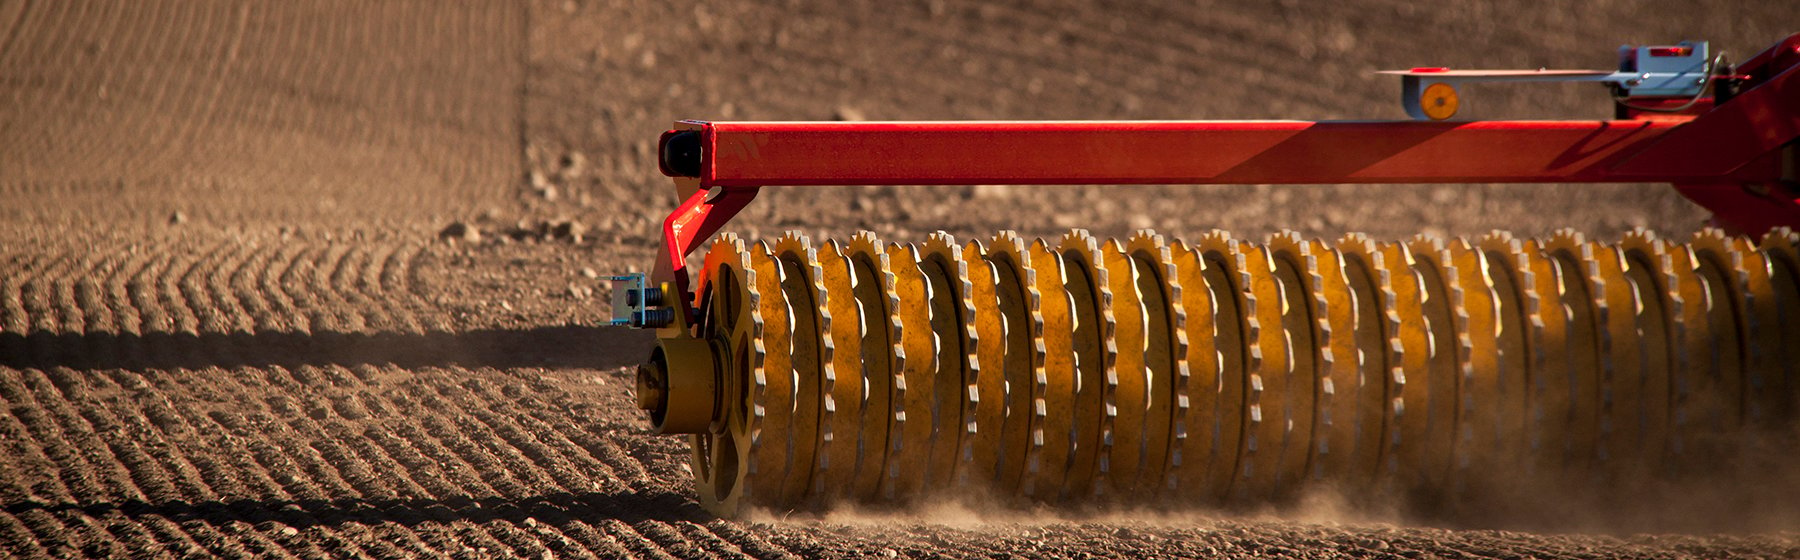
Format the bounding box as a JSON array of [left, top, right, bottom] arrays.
[[0, 326, 655, 372]]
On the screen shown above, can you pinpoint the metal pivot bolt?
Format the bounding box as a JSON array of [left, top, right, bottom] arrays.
[[610, 273, 676, 328]]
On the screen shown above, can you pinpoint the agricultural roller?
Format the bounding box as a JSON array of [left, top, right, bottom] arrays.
[[612, 35, 1800, 515]]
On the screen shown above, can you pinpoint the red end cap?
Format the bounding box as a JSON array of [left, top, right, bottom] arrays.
[[1409, 67, 1450, 73], [1649, 46, 1693, 57]]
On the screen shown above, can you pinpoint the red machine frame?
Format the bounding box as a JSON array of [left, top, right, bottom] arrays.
[[650, 34, 1800, 323]]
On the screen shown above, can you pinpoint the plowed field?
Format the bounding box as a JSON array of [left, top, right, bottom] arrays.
[[3, 1, 1797, 558]]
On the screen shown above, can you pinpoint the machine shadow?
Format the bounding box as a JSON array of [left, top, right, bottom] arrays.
[[0, 326, 656, 372], [2, 488, 708, 528]]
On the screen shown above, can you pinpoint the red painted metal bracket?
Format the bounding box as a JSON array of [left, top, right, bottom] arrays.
[[652, 186, 759, 315]]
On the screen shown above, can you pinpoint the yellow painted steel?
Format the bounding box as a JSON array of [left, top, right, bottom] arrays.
[[1023, 238, 1077, 501], [772, 233, 826, 507], [666, 229, 1796, 517], [983, 232, 1039, 498], [919, 233, 975, 493], [1543, 231, 1605, 475], [815, 239, 865, 501], [1617, 230, 1675, 473], [1402, 236, 1463, 495], [1759, 229, 1800, 424], [1334, 234, 1397, 491], [1475, 232, 1536, 478], [844, 233, 897, 501]]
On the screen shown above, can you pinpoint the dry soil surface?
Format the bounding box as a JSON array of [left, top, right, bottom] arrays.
[[2, 0, 1798, 558]]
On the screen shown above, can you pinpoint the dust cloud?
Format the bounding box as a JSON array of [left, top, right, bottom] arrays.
[[745, 426, 1800, 535]]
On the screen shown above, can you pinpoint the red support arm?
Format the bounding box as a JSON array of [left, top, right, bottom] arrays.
[[653, 186, 759, 315]]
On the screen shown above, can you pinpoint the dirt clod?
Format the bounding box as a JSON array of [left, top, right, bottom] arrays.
[[551, 219, 587, 242], [833, 106, 867, 121], [441, 221, 483, 243]]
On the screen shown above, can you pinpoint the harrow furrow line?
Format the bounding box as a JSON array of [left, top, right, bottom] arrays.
[[347, 244, 418, 334], [105, 243, 157, 347], [549, 519, 636, 560], [368, 521, 460, 560], [386, 383, 517, 495], [0, 390, 68, 504], [421, 373, 585, 495], [212, 408, 313, 501], [482, 391, 632, 493], [446, 522, 528, 560], [673, 521, 757, 560], [287, 372, 408, 501], [327, 420, 435, 501], [128, 251, 186, 367], [53, 507, 133, 559], [11, 509, 82, 560], [317, 243, 374, 333], [16, 367, 151, 504], [361, 243, 426, 333], [359, 423, 467, 501], [373, 244, 431, 332], [413, 411, 538, 498], [299, 419, 398, 501], [450, 372, 621, 492], [60, 366, 214, 504], [0, 373, 96, 501], [227, 395, 343, 503], [266, 244, 315, 334], [474, 520, 565, 560], [284, 245, 353, 334], [19, 250, 76, 334], [155, 238, 214, 340], [174, 239, 237, 336], [0, 511, 49, 559], [134, 513, 219, 559], [373, 418, 500, 501], [0, 253, 35, 334], [705, 520, 801, 560], [266, 394, 381, 502], [200, 239, 259, 336], [235, 242, 292, 333], [595, 519, 682, 560], [464, 404, 600, 495]]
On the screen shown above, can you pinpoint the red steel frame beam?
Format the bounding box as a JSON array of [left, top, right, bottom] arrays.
[[651, 35, 1800, 313], [679, 119, 1774, 187]]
